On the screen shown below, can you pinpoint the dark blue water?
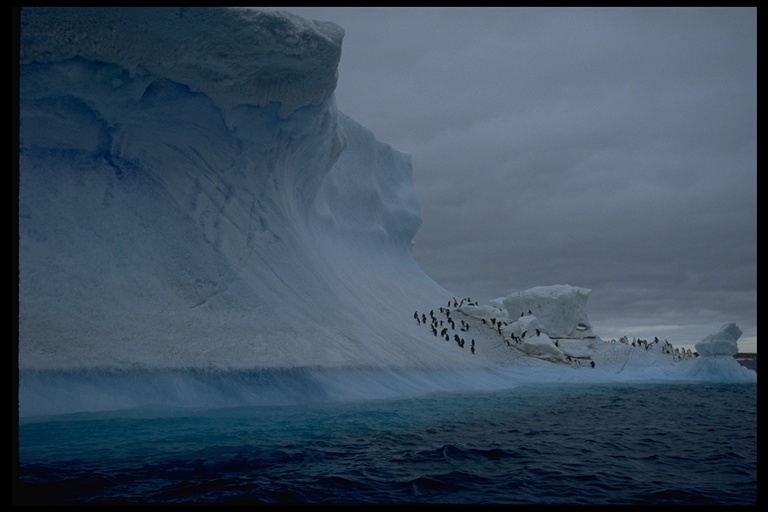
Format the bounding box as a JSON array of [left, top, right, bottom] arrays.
[[15, 382, 757, 505]]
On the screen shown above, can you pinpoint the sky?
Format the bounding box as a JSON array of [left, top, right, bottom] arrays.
[[275, 7, 756, 352]]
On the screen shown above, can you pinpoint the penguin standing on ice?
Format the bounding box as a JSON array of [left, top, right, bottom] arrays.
[[471, 340, 475, 354]]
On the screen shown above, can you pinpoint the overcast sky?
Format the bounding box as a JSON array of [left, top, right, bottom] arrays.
[[277, 7, 756, 350]]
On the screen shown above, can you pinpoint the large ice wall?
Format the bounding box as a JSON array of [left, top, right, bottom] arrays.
[[19, 7, 457, 371]]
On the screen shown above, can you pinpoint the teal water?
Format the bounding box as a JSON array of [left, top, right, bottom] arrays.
[[15, 382, 757, 505]]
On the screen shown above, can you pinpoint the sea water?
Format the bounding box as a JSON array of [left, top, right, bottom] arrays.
[[15, 382, 756, 505]]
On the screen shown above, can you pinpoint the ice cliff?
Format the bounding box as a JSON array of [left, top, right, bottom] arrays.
[[19, 7, 460, 370]]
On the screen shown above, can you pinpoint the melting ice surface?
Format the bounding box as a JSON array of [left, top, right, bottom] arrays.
[[17, 8, 755, 419]]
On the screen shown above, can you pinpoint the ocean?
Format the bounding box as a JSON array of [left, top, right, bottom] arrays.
[[15, 378, 756, 505]]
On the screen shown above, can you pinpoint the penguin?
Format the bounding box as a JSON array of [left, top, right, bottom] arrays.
[[536, 328, 540, 336], [590, 361, 595, 368]]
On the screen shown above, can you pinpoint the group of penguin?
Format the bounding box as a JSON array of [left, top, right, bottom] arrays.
[[611, 336, 697, 361], [414, 298, 598, 368], [413, 297, 478, 354]]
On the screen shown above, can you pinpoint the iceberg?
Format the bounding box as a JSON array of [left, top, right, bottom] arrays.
[[17, 8, 755, 417]]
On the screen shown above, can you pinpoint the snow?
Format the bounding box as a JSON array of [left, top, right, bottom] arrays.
[[17, 7, 755, 416]]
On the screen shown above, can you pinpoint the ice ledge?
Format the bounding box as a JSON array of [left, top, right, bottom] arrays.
[[20, 7, 344, 117]]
